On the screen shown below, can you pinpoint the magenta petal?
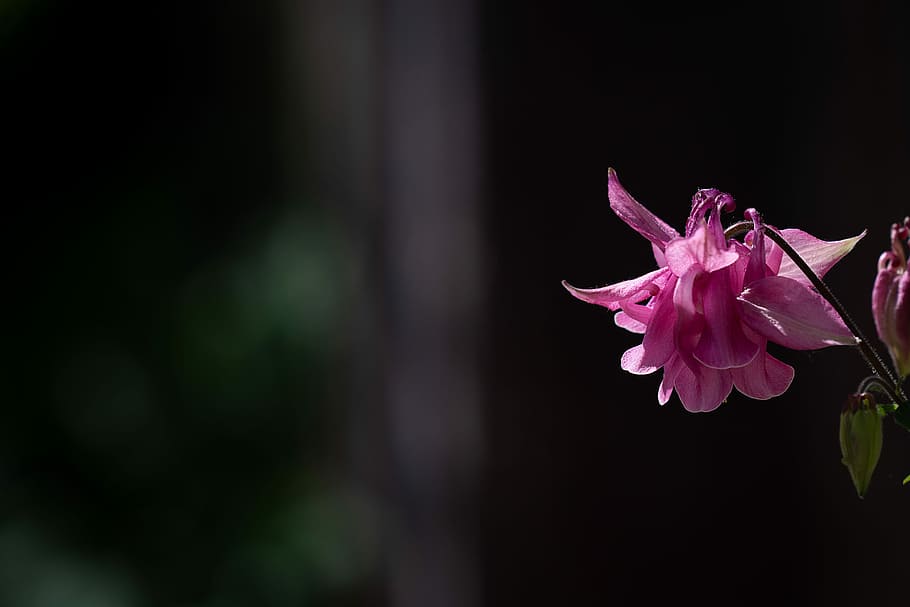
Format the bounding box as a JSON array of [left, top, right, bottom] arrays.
[[622, 300, 654, 323], [640, 275, 679, 368], [765, 239, 784, 275], [892, 271, 910, 377], [608, 168, 680, 250], [693, 270, 760, 369], [615, 301, 652, 333], [872, 262, 898, 343], [727, 244, 750, 294], [893, 272, 910, 369], [743, 213, 770, 287], [615, 311, 646, 334], [776, 228, 866, 286], [672, 268, 704, 354], [674, 359, 733, 412], [731, 349, 795, 400], [562, 267, 667, 311], [665, 221, 739, 277], [621, 344, 659, 375], [652, 243, 668, 268], [658, 354, 683, 405], [874, 263, 910, 377], [738, 276, 857, 349]]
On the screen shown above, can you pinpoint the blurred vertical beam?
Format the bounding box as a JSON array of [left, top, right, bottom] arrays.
[[294, 0, 387, 600], [297, 0, 484, 605], [381, 1, 484, 607]]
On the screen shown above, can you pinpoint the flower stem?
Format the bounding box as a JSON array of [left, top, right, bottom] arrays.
[[858, 375, 898, 399]]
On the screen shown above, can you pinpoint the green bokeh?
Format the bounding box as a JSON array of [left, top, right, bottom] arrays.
[[1, 1, 374, 604]]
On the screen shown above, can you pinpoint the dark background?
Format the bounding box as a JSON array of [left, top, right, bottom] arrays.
[[3, 1, 909, 605]]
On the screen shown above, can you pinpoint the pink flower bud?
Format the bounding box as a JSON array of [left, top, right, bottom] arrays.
[[872, 217, 910, 379]]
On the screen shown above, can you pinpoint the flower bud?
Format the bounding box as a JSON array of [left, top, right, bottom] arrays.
[[839, 392, 883, 498], [872, 217, 910, 379]]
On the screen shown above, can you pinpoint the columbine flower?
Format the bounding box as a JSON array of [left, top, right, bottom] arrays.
[[564, 169, 863, 412], [872, 217, 910, 379]]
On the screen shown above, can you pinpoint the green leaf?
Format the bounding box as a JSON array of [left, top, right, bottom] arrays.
[[877, 403, 899, 415]]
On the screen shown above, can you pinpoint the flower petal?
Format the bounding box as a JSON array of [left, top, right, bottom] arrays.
[[731, 347, 795, 400], [562, 267, 668, 311], [658, 353, 683, 405], [614, 311, 647, 333], [674, 358, 733, 412], [743, 210, 770, 287], [608, 168, 680, 250], [621, 344, 658, 375], [776, 228, 866, 286], [640, 275, 679, 368], [693, 269, 760, 369], [614, 301, 652, 333], [746, 228, 782, 274], [738, 276, 857, 349], [652, 243, 668, 268], [874, 265, 910, 377], [672, 268, 704, 355], [893, 271, 910, 377], [872, 262, 898, 345], [765, 238, 784, 275], [665, 221, 739, 277]]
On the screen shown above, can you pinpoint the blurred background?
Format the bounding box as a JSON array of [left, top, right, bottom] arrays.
[[3, 0, 910, 605]]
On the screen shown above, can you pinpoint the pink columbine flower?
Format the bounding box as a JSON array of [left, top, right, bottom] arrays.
[[564, 169, 864, 412], [872, 217, 910, 379]]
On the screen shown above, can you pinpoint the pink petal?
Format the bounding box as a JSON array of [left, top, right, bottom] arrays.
[[693, 269, 760, 369], [746, 229, 782, 274], [640, 275, 679, 368], [621, 344, 658, 375], [562, 267, 668, 311], [872, 266, 897, 343], [608, 168, 680, 250], [614, 311, 647, 333], [665, 221, 739, 277], [743, 213, 770, 287], [874, 265, 910, 377], [614, 301, 652, 334], [658, 353, 683, 405], [872, 262, 898, 345], [726, 242, 751, 294], [652, 243, 668, 268], [673, 358, 733, 412], [776, 228, 866, 287], [672, 268, 704, 355], [738, 276, 857, 350], [764, 236, 784, 275], [894, 271, 910, 377], [622, 300, 653, 324], [731, 348, 795, 400]]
